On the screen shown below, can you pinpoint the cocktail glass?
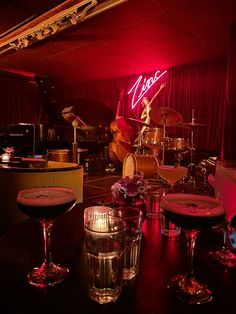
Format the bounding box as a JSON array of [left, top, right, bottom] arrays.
[[156, 165, 187, 189], [161, 193, 225, 304], [16, 186, 77, 287]]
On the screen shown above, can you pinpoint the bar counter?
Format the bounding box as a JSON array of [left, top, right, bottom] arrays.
[[0, 199, 235, 314]]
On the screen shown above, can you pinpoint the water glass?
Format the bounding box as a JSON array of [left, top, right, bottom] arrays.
[[84, 217, 126, 304], [144, 179, 165, 219], [84, 205, 111, 225], [108, 207, 143, 280], [160, 209, 181, 237]]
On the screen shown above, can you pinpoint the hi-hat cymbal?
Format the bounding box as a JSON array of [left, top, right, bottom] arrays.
[[150, 107, 183, 127], [127, 117, 151, 127], [179, 122, 206, 129]]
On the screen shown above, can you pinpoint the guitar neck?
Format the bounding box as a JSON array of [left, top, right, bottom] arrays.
[[116, 89, 124, 118]]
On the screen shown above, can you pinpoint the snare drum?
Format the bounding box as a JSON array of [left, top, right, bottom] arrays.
[[167, 138, 189, 151], [142, 128, 163, 148]]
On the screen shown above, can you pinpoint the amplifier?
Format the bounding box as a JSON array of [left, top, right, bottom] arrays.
[[0, 123, 44, 156]]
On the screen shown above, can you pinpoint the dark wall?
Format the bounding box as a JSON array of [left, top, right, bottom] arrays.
[[0, 72, 42, 125], [224, 21, 236, 160]]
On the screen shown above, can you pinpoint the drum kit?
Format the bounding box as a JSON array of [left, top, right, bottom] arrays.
[[127, 107, 207, 186]]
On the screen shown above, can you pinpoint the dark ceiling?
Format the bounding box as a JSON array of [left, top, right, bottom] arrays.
[[0, 0, 236, 86]]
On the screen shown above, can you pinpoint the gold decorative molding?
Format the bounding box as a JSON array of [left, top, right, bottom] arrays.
[[0, 0, 128, 54]]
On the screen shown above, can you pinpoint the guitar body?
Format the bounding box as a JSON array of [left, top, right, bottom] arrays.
[[108, 141, 131, 164]]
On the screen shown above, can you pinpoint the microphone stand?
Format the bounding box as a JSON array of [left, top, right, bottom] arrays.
[[161, 114, 167, 165], [72, 122, 78, 164], [187, 109, 196, 187], [61, 108, 87, 164]]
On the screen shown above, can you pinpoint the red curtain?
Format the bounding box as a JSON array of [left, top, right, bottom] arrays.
[[74, 57, 228, 155], [161, 58, 227, 153], [225, 21, 236, 160], [0, 57, 230, 159], [0, 73, 42, 125]]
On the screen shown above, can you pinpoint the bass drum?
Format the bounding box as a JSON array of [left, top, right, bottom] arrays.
[[122, 153, 159, 179]]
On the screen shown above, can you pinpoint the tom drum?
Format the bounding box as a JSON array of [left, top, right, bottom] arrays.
[[142, 128, 163, 148], [167, 138, 189, 151], [122, 153, 159, 179]]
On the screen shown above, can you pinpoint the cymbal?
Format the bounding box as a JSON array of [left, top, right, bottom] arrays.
[[150, 107, 183, 127], [127, 117, 151, 127], [179, 122, 206, 129]]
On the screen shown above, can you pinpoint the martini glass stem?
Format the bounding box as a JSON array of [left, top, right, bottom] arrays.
[[168, 228, 212, 303], [42, 221, 54, 267], [185, 230, 198, 280]]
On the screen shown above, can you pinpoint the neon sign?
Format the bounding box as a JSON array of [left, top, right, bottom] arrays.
[[128, 70, 167, 109]]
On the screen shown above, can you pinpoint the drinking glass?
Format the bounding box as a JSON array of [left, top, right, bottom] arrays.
[[16, 186, 77, 287], [161, 193, 225, 304], [84, 205, 111, 225], [108, 207, 143, 280], [84, 216, 126, 304], [144, 178, 165, 219], [209, 160, 236, 266], [156, 165, 187, 189]]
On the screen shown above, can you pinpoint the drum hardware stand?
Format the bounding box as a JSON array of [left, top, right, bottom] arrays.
[[133, 128, 145, 155], [175, 153, 182, 167], [194, 161, 211, 193], [133, 144, 143, 155], [175, 150, 189, 167], [161, 114, 168, 165], [179, 110, 207, 188], [201, 166, 208, 192], [186, 117, 197, 187]]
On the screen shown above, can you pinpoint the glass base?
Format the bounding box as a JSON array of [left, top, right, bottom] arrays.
[[209, 249, 236, 267], [167, 274, 212, 304], [27, 263, 69, 288], [89, 287, 122, 304]]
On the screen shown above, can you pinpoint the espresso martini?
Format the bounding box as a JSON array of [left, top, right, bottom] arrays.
[[160, 193, 225, 230], [16, 186, 77, 287], [17, 186, 77, 221]]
